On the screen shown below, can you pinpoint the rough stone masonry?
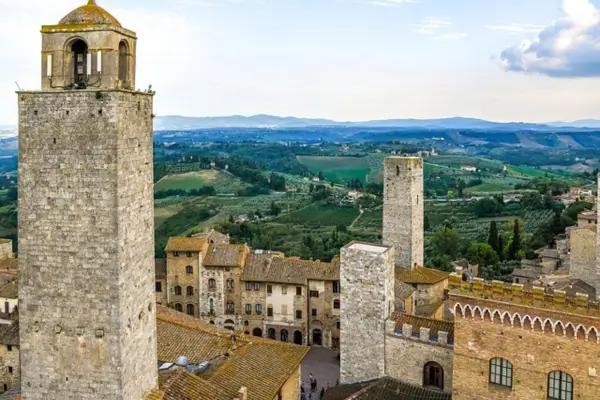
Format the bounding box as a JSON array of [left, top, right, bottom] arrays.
[[382, 156, 424, 269], [17, 89, 158, 399]]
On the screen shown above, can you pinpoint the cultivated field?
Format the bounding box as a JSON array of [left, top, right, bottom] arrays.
[[296, 156, 370, 182], [155, 170, 247, 194]]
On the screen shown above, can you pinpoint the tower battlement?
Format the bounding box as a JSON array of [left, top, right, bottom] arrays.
[[449, 273, 598, 315]]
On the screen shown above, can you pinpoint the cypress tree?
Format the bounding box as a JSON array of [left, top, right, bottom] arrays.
[[487, 221, 499, 253], [509, 219, 521, 260], [497, 235, 504, 262]]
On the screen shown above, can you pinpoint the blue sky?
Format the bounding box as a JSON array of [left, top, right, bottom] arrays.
[[1, 0, 600, 123]]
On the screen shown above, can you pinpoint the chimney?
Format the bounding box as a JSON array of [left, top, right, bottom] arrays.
[[438, 331, 448, 346], [402, 323, 412, 338], [419, 327, 430, 342]]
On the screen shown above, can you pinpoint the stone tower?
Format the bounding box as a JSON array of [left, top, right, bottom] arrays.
[[340, 241, 394, 384], [17, 1, 157, 399], [382, 156, 424, 269]]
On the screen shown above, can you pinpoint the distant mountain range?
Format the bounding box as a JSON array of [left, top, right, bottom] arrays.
[[154, 115, 600, 131]]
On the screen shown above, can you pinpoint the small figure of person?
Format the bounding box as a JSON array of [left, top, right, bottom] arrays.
[[320, 387, 325, 399]]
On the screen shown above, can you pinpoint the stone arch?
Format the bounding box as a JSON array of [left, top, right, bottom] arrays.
[[587, 327, 598, 342], [564, 323, 575, 338], [267, 328, 276, 340], [64, 37, 89, 85], [118, 40, 130, 85], [533, 317, 543, 332], [224, 319, 235, 325], [293, 330, 303, 345], [543, 319, 553, 335], [252, 327, 263, 337], [483, 309, 493, 323], [464, 305, 473, 319], [423, 361, 444, 390], [522, 315, 532, 329], [280, 329, 289, 342], [554, 322, 565, 337], [512, 313, 522, 328], [473, 307, 482, 320], [501, 311, 511, 326], [575, 325, 586, 340], [453, 303, 463, 316], [491, 310, 501, 324]]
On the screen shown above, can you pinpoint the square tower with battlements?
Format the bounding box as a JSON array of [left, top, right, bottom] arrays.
[[17, 1, 157, 399], [383, 156, 424, 269], [340, 241, 394, 384]]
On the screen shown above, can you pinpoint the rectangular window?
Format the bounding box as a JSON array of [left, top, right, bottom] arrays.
[[267, 285, 272, 295], [282, 285, 287, 295], [295, 310, 302, 319], [267, 307, 273, 317], [155, 282, 162, 292], [333, 281, 340, 293], [6, 345, 11, 352], [246, 282, 252, 291], [186, 252, 192, 257], [7, 367, 12, 374], [255, 304, 263, 314], [173, 251, 179, 257], [296, 287, 302, 296], [310, 290, 319, 298], [245, 304, 252, 314], [311, 309, 317, 317], [254, 282, 261, 291]]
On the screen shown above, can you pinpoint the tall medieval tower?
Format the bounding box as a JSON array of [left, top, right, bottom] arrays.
[[17, 1, 157, 398], [382, 156, 424, 269], [339, 242, 394, 384]]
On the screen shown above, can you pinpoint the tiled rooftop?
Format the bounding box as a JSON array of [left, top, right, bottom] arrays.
[[0, 281, 17, 299], [241, 252, 339, 284], [165, 237, 207, 252], [324, 377, 452, 400], [396, 267, 450, 285], [203, 244, 248, 267]]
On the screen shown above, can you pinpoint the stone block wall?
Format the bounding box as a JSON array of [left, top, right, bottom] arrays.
[[570, 226, 596, 287], [0, 241, 13, 260], [166, 250, 202, 317], [18, 90, 157, 400], [0, 344, 19, 393], [340, 242, 394, 384], [385, 324, 453, 392], [382, 157, 424, 269]]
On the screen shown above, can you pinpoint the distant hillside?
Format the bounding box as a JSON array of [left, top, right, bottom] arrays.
[[154, 114, 600, 131]]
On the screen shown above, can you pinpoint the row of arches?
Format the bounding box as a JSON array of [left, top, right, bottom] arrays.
[[173, 303, 194, 316], [64, 38, 130, 86], [453, 303, 599, 341], [247, 328, 304, 345]]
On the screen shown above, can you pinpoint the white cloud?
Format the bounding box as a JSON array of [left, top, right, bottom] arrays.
[[409, 17, 465, 40], [369, 0, 417, 8], [500, 0, 600, 77], [485, 23, 546, 34]]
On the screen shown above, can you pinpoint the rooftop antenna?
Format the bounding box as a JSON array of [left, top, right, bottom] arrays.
[[14, 82, 21, 91]]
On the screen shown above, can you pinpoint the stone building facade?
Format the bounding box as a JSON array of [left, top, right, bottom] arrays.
[[17, 2, 157, 398], [0, 313, 19, 394], [448, 274, 600, 400], [570, 225, 596, 287], [383, 156, 424, 269], [340, 242, 394, 384]]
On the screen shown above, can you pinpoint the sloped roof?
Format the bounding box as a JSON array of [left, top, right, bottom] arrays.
[[324, 377, 452, 400], [156, 305, 309, 400], [165, 237, 207, 252], [241, 253, 339, 284], [148, 369, 230, 400], [396, 267, 450, 285], [395, 280, 415, 301], [511, 268, 541, 279], [392, 312, 454, 342], [203, 244, 247, 267]]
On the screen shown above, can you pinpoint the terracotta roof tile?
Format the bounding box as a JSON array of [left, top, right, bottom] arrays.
[[392, 312, 454, 342], [156, 305, 309, 400], [203, 244, 248, 267], [242, 253, 339, 284], [157, 369, 230, 400], [165, 237, 207, 252], [0, 281, 17, 299], [395, 267, 450, 285], [395, 280, 415, 301], [324, 377, 451, 400]]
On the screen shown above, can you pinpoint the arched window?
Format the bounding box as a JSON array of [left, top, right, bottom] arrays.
[[252, 328, 262, 337], [423, 362, 444, 390], [227, 279, 234, 289], [489, 358, 512, 388], [226, 301, 234, 312], [255, 304, 263, 314], [268, 328, 276, 339], [548, 371, 573, 400], [186, 304, 194, 316], [186, 286, 194, 296], [185, 265, 193, 275], [209, 279, 216, 289], [118, 40, 129, 85], [224, 319, 235, 325], [174, 286, 182, 296], [245, 304, 252, 314], [209, 298, 214, 313], [174, 303, 183, 312], [333, 299, 340, 309], [281, 329, 288, 342], [70, 39, 88, 85]]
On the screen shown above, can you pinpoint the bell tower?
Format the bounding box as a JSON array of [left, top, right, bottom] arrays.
[[18, 1, 157, 399]]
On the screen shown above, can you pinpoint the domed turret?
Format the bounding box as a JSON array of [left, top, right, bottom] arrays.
[[59, 0, 121, 27], [41, 0, 136, 91]]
